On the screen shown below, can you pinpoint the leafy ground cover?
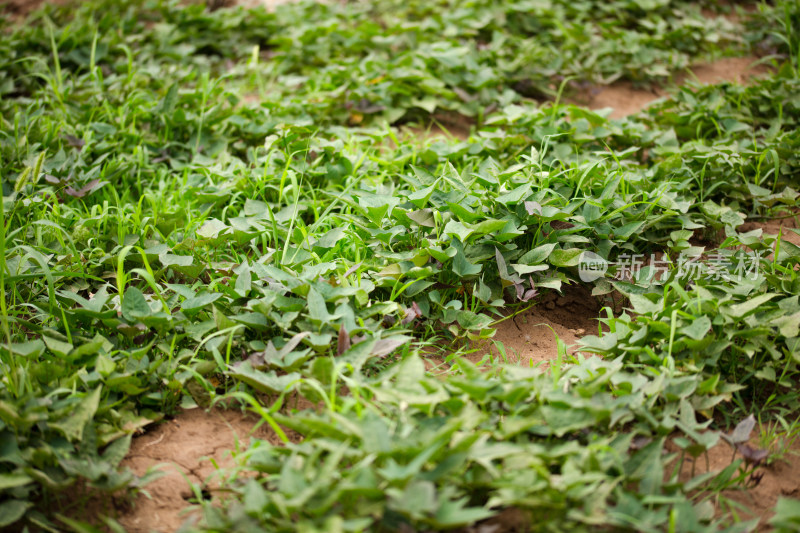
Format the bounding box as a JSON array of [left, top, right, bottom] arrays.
[[1, 0, 800, 531]]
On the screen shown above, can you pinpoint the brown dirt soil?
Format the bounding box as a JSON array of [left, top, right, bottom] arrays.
[[687, 56, 771, 86], [235, 0, 309, 8], [399, 111, 473, 142], [0, 0, 290, 17], [1, 0, 67, 17], [673, 429, 800, 530], [583, 56, 770, 119], [480, 285, 603, 367], [740, 210, 800, 249], [400, 121, 471, 143], [583, 82, 666, 120], [117, 406, 297, 533]]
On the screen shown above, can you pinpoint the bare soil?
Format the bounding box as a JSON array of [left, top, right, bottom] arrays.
[[741, 210, 800, 249], [483, 284, 603, 367], [0, 0, 291, 17], [398, 110, 473, 142], [235, 0, 305, 7], [583, 56, 771, 119], [116, 407, 294, 533], [674, 429, 800, 531]]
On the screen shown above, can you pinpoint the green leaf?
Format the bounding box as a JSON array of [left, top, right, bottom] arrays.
[[408, 183, 437, 208], [121, 286, 151, 321], [778, 240, 800, 262], [227, 362, 299, 394], [307, 287, 338, 324], [102, 434, 132, 467], [358, 194, 400, 223], [773, 310, 800, 338], [6, 340, 45, 358], [548, 248, 584, 267], [579, 333, 619, 352], [771, 497, 800, 530], [614, 221, 645, 239], [391, 480, 436, 516], [452, 251, 481, 277], [71, 334, 110, 359], [727, 294, 777, 318], [0, 473, 32, 490], [43, 336, 73, 357], [681, 316, 711, 341], [197, 218, 229, 240], [470, 218, 507, 236], [433, 497, 493, 528], [234, 262, 252, 298], [511, 263, 548, 275], [159, 82, 178, 114], [182, 291, 223, 312], [338, 338, 378, 373], [159, 253, 193, 267], [0, 499, 32, 528], [442, 220, 473, 242], [407, 209, 436, 227], [51, 386, 102, 442], [314, 227, 345, 249], [455, 310, 493, 330], [628, 294, 661, 315], [448, 202, 482, 223], [518, 243, 557, 265], [495, 184, 531, 205], [95, 354, 116, 377]]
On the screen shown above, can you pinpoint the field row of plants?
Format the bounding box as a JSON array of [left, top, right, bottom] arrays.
[[1, 0, 800, 530]]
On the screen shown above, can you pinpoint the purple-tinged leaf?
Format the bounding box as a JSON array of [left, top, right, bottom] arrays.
[[371, 337, 407, 358], [453, 87, 474, 102], [337, 324, 350, 356], [524, 201, 542, 216], [737, 443, 769, 466], [64, 179, 107, 198], [401, 302, 422, 326], [550, 220, 575, 230], [514, 282, 524, 301], [723, 414, 756, 445], [63, 134, 85, 149], [342, 262, 363, 279], [279, 332, 310, 357], [495, 248, 508, 279], [116, 322, 147, 337], [521, 288, 538, 302]]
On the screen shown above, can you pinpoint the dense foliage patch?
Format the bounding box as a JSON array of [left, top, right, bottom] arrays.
[[1, 0, 799, 530]]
